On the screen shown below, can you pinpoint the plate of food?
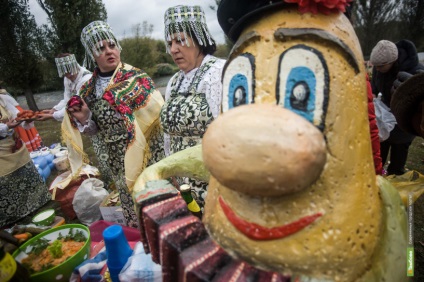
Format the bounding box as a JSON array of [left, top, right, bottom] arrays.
[[15, 110, 40, 122], [13, 224, 91, 282]]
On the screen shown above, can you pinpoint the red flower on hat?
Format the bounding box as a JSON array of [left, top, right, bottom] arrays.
[[284, 0, 352, 14]]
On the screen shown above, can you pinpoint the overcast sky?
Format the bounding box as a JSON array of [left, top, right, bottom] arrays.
[[29, 0, 225, 44]]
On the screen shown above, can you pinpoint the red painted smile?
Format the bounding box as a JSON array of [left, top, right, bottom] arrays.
[[219, 196, 322, 241]]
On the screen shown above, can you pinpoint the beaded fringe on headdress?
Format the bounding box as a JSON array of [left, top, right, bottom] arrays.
[[164, 5, 214, 53], [80, 21, 122, 69], [55, 54, 79, 77]]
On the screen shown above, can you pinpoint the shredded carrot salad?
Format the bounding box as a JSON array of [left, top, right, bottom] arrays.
[[22, 239, 84, 273]]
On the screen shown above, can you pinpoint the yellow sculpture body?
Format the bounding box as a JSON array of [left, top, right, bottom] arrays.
[[133, 4, 407, 282], [201, 8, 405, 281]]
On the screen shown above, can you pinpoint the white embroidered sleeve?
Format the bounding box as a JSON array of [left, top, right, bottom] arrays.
[[201, 59, 225, 118], [54, 78, 70, 111], [0, 123, 8, 137], [75, 112, 98, 135], [53, 99, 67, 111], [52, 108, 66, 121]]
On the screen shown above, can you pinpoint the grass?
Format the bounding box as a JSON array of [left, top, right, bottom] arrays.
[[406, 137, 424, 174], [36, 119, 97, 171]]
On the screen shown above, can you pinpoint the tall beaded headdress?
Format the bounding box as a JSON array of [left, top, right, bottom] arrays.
[[80, 21, 122, 68], [164, 5, 215, 53], [55, 54, 79, 77]]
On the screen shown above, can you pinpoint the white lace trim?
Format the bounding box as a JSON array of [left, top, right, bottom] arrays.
[[95, 75, 111, 98]]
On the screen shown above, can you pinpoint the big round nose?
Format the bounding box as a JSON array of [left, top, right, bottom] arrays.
[[203, 104, 327, 197]]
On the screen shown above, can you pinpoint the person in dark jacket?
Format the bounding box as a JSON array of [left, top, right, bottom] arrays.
[[391, 70, 424, 138], [371, 39, 424, 175]]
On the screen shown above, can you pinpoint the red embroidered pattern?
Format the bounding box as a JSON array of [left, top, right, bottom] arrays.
[[73, 63, 155, 145]]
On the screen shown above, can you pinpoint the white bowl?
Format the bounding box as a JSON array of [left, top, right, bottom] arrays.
[[55, 150, 68, 158], [30, 151, 40, 159], [53, 156, 70, 171]]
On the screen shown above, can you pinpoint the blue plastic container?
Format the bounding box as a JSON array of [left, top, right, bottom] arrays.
[[41, 165, 51, 180], [103, 225, 132, 282], [35, 164, 43, 175], [44, 153, 54, 163], [33, 156, 48, 169]]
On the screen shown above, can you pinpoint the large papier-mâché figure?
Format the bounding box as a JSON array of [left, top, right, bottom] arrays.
[[133, 1, 407, 281]]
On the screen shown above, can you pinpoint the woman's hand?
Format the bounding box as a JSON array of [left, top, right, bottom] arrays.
[[6, 119, 23, 129], [392, 70, 424, 94], [36, 109, 55, 121], [67, 98, 91, 124]]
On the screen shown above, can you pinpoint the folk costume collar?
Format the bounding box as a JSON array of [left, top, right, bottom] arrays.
[[77, 62, 156, 146]]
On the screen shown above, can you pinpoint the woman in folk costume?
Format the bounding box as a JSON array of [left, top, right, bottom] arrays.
[[0, 85, 42, 152], [161, 5, 226, 209], [0, 94, 50, 227], [64, 21, 165, 228], [38, 53, 91, 121]]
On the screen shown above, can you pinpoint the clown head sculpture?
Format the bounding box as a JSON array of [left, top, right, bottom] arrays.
[[133, 0, 407, 280], [200, 0, 406, 280]]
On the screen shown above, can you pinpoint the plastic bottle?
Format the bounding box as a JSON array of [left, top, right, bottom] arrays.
[[0, 245, 30, 282], [39, 149, 54, 172], [103, 225, 133, 282], [180, 184, 202, 219]]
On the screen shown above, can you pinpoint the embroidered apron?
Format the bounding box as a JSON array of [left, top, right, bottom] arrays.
[[0, 106, 50, 227], [85, 95, 139, 228], [160, 58, 217, 208]]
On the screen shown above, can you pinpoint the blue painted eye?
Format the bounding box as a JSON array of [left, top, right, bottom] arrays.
[[277, 45, 329, 131], [228, 75, 248, 108], [222, 53, 255, 112], [285, 67, 315, 121]]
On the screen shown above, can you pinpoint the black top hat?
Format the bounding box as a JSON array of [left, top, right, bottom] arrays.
[[391, 72, 424, 135], [218, 0, 354, 43], [217, 0, 289, 43]]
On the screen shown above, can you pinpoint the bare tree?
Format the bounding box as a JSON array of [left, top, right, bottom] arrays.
[[354, 0, 401, 56], [0, 0, 45, 110], [132, 21, 154, 38], [35, 0, 107, 62], [399, 0, 424, 50]]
